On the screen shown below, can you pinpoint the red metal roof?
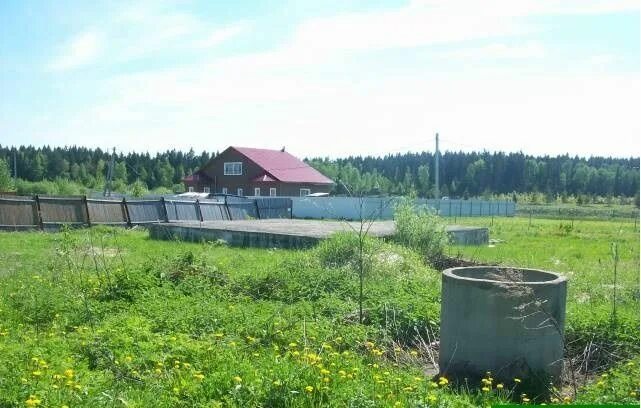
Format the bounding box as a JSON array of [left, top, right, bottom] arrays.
[[232, 147, 334, 184]]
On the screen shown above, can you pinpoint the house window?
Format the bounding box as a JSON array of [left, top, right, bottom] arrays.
[[188, 186, 194, 192], [254, 187, 261, 196], [224, 162, 243, 176], [300, 188, 311, 197], [203, 186, 210, 193], [270, 188, 277, 197], [237, 188, 243, 196], [221, 187, 228, 194]]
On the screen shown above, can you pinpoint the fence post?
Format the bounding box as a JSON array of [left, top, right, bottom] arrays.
[[34, 195, 44, 230], [160, 197, 169, 223], [122, 198, 132, 227], [82, 195, 91, 227], [224, 195, 233, 220], [196, 199, 204, 222], [254, 198, 261, 220]]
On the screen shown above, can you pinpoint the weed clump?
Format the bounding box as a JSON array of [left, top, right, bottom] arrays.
[[393, 198, 450, 266]]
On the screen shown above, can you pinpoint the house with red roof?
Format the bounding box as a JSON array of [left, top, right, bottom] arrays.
[[183, 146, 334, 197]]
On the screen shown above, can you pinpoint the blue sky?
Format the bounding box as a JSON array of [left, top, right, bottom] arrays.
[[0, 0, 639, 158]]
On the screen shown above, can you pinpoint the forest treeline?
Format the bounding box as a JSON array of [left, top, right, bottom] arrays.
[[0, 145, 639, 201]]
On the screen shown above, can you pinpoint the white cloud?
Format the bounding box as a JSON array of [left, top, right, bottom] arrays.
[[444, 41, 546, 60], [49, 32, 102, 71], [193, 24, 248, 49], [39, 0, 640, 158], [49, 5, 247, 71]]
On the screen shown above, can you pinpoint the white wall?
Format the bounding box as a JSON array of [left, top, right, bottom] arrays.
[[288, 197, 515, 220]]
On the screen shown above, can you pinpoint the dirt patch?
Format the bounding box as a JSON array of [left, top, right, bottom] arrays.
[[432, 255, 492, 271]]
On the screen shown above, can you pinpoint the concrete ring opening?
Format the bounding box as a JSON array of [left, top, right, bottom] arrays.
[[445, 266, 564, 284]]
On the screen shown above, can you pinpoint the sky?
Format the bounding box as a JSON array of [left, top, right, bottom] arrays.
[[0, 0, 639, 159]]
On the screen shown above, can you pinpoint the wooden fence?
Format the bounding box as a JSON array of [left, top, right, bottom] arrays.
[[0, 195, 293, 230]]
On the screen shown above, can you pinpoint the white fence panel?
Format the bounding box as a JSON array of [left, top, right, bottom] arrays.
[[289, 197, 515, 220]]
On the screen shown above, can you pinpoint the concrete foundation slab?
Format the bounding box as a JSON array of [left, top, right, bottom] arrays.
[[148, 219, 488, 248]]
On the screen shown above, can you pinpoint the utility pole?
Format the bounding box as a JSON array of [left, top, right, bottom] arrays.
[[434, 132, 440, 199], [103, 147, 116, 197]]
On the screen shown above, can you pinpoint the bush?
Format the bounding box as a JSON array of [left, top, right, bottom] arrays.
[[393, 197, 449, 264], [316, 231, 378, 269]]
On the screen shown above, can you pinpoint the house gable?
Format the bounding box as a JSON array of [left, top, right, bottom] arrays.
[[186, 146, 334, 196]]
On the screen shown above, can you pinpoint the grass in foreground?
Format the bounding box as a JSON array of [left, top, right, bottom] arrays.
[[0, 218, 638, 407]]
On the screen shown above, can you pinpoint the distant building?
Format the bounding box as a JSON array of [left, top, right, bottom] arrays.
[[183, 146, 334, 197]]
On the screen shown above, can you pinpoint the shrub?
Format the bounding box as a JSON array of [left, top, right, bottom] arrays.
[[316, 231, 377, 269], [393, 197, 449, 265]]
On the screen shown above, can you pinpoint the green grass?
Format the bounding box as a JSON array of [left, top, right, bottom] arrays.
[[449, 216, 639, 320], [515, 203, 639, 221], [0, 218, 638, 407]]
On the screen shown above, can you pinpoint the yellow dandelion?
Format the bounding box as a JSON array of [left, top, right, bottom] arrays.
[[193, 373, 205, 381], [514, 378, 521, 383], [322, 377, 330, 383], [25, 395, 41, 407], [496, 383, 504, 390], [482, 386, 490, 392], [305, 385, 314, 393], [320, 368, 330, 375], [233, 376, 242, 383]]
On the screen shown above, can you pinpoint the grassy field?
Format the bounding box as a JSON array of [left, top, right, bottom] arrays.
[[515, 203, 639, 221], [0, 217, 638, 407]]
